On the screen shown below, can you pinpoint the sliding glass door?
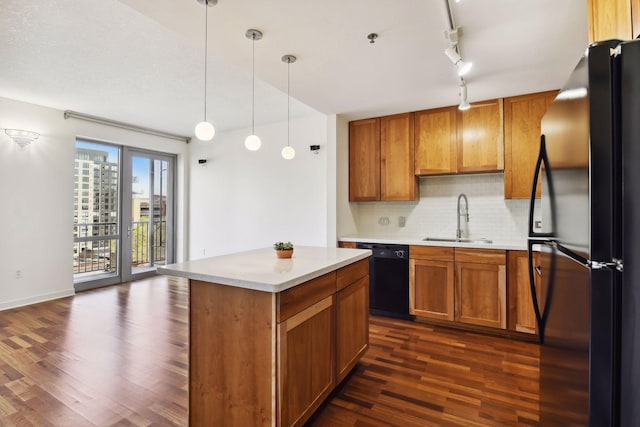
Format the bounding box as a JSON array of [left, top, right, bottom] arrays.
[[121, 148, 175, 281], [73, 141, 175, 290]]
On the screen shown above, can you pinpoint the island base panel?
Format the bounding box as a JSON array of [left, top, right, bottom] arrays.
[[189, 280, 276, 427]]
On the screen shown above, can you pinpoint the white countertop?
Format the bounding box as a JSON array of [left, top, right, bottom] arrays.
[[339, 235, 527, 251], [158, 246, 371, 293]]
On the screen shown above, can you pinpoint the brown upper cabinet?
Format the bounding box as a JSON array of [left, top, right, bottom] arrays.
[[457, 98, 505, 173], [415, 106, 457, 175], [380, 113, 417, 201], [504, 90, 558, 199], [349, 114, 417, 202], [588, 0, 640, 42], [636, 0, 640, 38], [349, 118, 380, 201], [415, 100, 504, 175]]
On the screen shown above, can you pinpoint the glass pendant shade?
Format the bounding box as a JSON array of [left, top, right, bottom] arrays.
[[281, 145, 295, 160], [245, 134, 262, 151], [195, 121, 215, 141]]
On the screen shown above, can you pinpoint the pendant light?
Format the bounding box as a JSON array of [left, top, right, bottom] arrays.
[[244, 29, 263, 151], [194, 0, 215, 141], [281, 55, 296, 160]]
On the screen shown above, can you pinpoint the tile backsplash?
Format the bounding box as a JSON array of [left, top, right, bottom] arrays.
[[354, 173, 540, 243]]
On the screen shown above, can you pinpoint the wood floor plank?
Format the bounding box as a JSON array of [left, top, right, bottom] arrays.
[[0, 276, 540, 426]]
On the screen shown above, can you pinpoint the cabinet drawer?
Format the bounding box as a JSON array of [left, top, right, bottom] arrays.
[[278, 272, 336, 322], [338, 241, 357, 249], [336, 258, 368, 291], [454, 248, 506, 265], [410, 245, 454, 261]]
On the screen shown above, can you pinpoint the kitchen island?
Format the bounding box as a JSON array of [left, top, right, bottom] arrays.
[[159, 246, 371, 427]]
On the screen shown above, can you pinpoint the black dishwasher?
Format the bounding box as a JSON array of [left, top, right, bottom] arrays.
[[356, 243, 410, 319]]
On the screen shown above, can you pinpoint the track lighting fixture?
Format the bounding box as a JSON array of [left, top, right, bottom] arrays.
[[458, 82, 470, 111], [444, 46, 472, 76]]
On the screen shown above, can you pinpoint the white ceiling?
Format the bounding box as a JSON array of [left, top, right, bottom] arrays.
[[0, 0, 588, 138]]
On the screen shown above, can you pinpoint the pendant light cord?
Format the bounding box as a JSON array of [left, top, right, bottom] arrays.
[[203, 1, 208, 122], [251, 35, 255, 134], [287, 59, 290, 147]]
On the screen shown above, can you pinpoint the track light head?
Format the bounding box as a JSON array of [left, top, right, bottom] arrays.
[[458, 83, 470, 111], [444, 46, 473, 76]]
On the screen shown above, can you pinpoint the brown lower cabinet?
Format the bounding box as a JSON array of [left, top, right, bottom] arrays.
[[508, 250, 541, 334], [455, 249, 507, 329], [278, 296, 335, 427], [278, 261, 369, 426], [410, 246, 507, 330], [338, 241, 357, 249], [336, 276, 369, 382], [189, 258, 369, 427], [409, 246, 454, 320]]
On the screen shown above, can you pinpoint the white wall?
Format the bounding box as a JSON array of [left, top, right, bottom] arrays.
[[344, 174, 541, 244], [0, 96, 189, 310], [335, 114, 359, 238], [188, 113, 330, 258]]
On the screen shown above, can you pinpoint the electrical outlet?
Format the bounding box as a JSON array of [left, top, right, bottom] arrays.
[[202, 249, 206, 256], [15, 270, 22, 279]]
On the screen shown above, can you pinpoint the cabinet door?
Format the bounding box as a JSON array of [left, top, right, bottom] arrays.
[[337, 241, 356, 249], [634, 0, 640, 38], [349, 118, 380, 201], [508, 250, 541, 334], [456, 99, 504, 173], [415, 107, 457, 175], [380, 113, 417, 201], [588, 0, 633, 42], [455, 262, 507, 329], [278, 296, 334, 427], [336, 276, 369, 383], [504, 91, 557, 199], [410, 259, 454, 321]]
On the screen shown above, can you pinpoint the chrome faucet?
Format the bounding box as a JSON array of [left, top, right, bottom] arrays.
[[456, 193, 469, 239]]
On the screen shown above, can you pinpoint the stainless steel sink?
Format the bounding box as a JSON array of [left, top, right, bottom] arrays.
[[423, 237, 492, 244]]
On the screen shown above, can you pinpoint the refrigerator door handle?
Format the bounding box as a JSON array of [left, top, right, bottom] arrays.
[[528, 135, 555, 239], [550, 241, 589, 267], [589, 258, 624, 272], [549, 241, 623, 271], [527, 239, 547, 343]]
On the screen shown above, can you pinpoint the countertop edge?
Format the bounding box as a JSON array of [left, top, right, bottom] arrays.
[[159, 249, 371, 293], [338, 236, 528, 251]]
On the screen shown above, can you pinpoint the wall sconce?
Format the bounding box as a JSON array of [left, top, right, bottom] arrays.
[[5, 129, 40, 148]]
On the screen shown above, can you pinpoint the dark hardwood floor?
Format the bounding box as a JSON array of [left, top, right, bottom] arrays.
[[0, 276, 539, 426]]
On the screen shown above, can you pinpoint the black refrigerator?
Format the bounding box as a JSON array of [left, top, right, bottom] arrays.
[[527, 39, 640, 426]]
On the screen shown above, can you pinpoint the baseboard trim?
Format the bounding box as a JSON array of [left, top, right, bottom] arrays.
[[0, 289, 76, 311]]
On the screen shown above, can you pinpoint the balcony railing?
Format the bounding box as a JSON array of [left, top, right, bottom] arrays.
[[73, 222, 117, 275], [131, 220, 167, 268], [73, 220, 166, 276]]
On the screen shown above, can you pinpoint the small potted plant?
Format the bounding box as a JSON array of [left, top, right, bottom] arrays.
[[274, 241, 294, 259]]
